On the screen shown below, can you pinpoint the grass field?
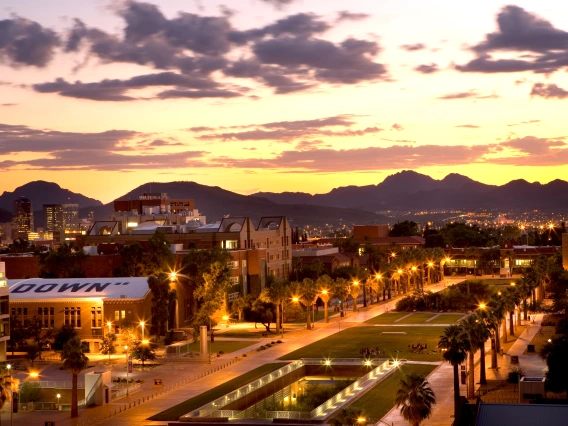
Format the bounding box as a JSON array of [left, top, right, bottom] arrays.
[[279, 326, 445, 362], [428, 314, 465, 324], [345, 363, 437, 422], [364, 312, 409, 324], [148, 363, 289, 421], [397, 313, 437, 324], [188, 340, 256, 354]]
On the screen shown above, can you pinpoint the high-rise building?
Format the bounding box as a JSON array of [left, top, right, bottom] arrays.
[[44, 204, 64, 233], [12, 197, 33, 240], [62, 204, 79, 231]]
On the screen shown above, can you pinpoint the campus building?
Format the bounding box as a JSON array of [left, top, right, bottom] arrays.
[[0, 263, 9, 361], [8, 277, 152, 353]]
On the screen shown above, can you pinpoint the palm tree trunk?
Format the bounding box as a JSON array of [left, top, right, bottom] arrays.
[[306, 304, 311, 330], [480, 343, 487, 384], [468, 351, 475, 399], [509, 311, 515, 336], [453, 363, 461, 420], [71, 372, 78, 418], [502, 319, 508, 343], [523, 299, 528, 320], [323, 301, 328, 323], [275, 303, 281, 334]]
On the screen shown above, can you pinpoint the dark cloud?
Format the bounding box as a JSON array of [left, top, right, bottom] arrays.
[[455, 124, 480, 128], [507, 119, 541, 127], [415, 63, 439, 74], [234, 13, 331, 43], [197, 114, 382, 141], [0, 17, 60, 67], [0, 122, 206, 171], [186, 126, 216, 132], [400, 43, 426, 51], [156, 88, 241, 99], [0, 103, 17, 107], [336, 11, 370, 22], [253, 36, 386, 84], [530, 82, 568, 99], [33, 72, 237, 101], [457, 6, 568, 74]]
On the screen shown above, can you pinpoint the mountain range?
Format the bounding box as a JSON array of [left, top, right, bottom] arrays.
[[2, 171, 568, 228]]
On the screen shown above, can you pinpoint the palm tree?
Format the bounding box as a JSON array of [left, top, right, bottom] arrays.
[[438, 325, 467, 420], [61, 336, 89, 418], [503, 286, 520, 336], [487, 294, 506, 369], [289, 279, 318, 330], [331, 407, 367, 426], [265, 279, 290, 334], [0, 370, 14, 426], [316, 275, 333, 323], [460, 315, 490, 397], [395, 372, 436, 426], [473, 311, 493, 385]]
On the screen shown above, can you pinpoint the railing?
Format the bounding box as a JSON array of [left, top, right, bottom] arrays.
[[39, 380, 85, 389], [85, 374, 103, 406], [187, 360, 303, 418], [265, 410, 310, 419], [112, 383, 141, 399]]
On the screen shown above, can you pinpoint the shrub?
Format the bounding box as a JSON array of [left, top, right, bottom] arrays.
[[19, 381, 41, 403]]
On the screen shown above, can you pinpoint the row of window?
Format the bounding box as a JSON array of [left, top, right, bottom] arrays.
[[13, 306, 103, 329]]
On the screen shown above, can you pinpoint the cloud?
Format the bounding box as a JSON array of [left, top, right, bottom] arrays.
[[457, 6, 568, 74], [186, 126, 216, 132], [0, 122, 207, 171], [381, 138, 415, 143], [400, 43, 426, 51], [415, 63, 439, 74], [0, 103, 17, 107], [507, 119, 541, 127], [530, 82, 568, 99], [455, 124, 480, 128], [260, 0, 296, 9], [33, 72, 238, 101], [437, 90, 498, 100], [0, 17, 60, 67], [336, 11, 370, 23], [488, 136, 568, 166], [210, 144, 490, 172], [196, 114, 383, 141], [391, 123, 403, 131]]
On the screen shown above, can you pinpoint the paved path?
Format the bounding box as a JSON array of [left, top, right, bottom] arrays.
[[9, 278, 465, 426], [380, 314, 547, 426]]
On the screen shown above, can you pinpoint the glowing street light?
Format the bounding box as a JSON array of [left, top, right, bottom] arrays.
[[479, 303, 486, 310], [57, 393, 61, 409], [169, 271, 177, 280], [320, 289, 330, 324], [29, 372, 39, 379], [140, 321, 145, 341], [107, 321, 112, 334], [510, 282, 516, 286]]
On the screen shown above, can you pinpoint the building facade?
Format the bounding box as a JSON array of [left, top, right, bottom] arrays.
[[0, 263, 9, 361], [44, 204, 64, 233], [12, 197, 34, 240], [8, 277, 152, 353]]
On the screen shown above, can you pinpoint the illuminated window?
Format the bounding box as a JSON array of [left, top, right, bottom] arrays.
[[91, 307, 102, 328]]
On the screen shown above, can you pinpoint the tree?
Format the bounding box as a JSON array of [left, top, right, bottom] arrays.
[[19, 380, 41, 403], [131, 341, 157, 368], [0, 369, 15, 420], [539, 335, 568, 397], [25, 316, 55, 358], [38, 243, 89, 278], [191, 262, 232, 331], [395, 372, 436, 426], [473, 310, 493, 385], [264, 279, 290, 334], [251, 297, 274, 332], [25, 343, 40, 366], [331, 407, 367, 426], [100, 333, 117, 365], [332, 278, 349, 314], [230, 295, 250, 321], [289, 279, 319, 330], [146, 231, 175, 274], [53, 324, 79, 351], [460, 315, 489, 397], [118, 242, 146, 276], [438, 325, 467, 421], [389, 221, 419, 237], [148, 274, 177, 336], [61, 337, 89, 418], [8, 315, 27, 355]]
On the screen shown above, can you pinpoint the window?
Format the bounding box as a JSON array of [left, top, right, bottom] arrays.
[[227, 261, 238, 269], [91, 307, 102, 328], [12, 307, 28, 322], [115, 310, 126, 323], [65, 307, 82, 328], [225, 240, 238, 249], [37, 307, 54, 329], [230, 276, 239, 285]]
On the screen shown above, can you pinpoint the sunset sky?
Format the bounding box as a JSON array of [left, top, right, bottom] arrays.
[[2, 0, 568, 203]]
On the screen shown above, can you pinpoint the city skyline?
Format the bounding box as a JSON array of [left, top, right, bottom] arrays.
[[3, 0, 568, 202]]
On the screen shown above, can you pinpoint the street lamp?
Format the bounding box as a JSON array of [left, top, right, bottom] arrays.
[[320, 290, 330, 324], [57, 393, 61, 410], [124, 345, 130, 397], [351, 281, 360, 312], [107, 321, 112, 334], [140, 321, 145, 341], [7, 363, 12, 424]]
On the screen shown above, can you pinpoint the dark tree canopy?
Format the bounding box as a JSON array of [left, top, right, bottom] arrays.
[[389, 221, 420, 237], [38, 243, 88, 278]]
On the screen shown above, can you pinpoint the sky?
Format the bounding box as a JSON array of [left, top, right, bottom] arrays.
[[2, 0, 568, 203]]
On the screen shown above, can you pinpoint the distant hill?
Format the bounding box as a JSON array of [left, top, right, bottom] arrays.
[[86, 181, 387, 227], [0, 181, 103, 227], [252, 171, 568, 212]]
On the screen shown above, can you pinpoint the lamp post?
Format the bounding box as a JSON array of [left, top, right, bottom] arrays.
[[320, 290, 330, 323], [411, 265, 417, 291], [56, 393, 61, 410], [140, 321, 145, 341], [350, 281, 360, 312], [107, 321, 112, 335], [427, 262, 433, 286], [124, 345, 130, 397], [7, 363, 12, 425], [375, 273, 383, 301]]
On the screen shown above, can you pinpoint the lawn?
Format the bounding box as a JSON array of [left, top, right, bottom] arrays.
[[148, 363, 288, 421], [215, 330, 263, 339], [288, 310, 330, 324], [427, 313, 465, 324], [364, 312, 409, 324], [188, 340, 256, 354], [279, 326, 446, 362], [345, 364, 437, 422], [397, 313, 437, 324]]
